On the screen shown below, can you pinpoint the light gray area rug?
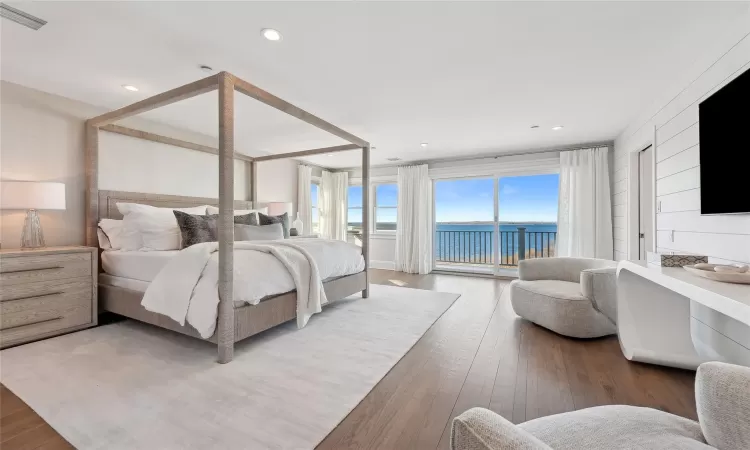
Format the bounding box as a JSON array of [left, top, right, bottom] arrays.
[[0, 284, 459, 450]]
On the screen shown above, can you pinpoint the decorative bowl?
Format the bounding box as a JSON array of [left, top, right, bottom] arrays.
[[683, 265, 750, 284]]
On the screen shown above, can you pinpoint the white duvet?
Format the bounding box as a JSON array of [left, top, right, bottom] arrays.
[[140, 238, 365, 338]]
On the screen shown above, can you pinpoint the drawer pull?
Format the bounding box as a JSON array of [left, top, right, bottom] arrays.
[[2, 266, 63, 274], [2, 316, 63, 331], [1, 292, 64, 303]]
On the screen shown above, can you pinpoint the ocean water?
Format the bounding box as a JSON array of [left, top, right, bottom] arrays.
[[435, 223, 557, 263]]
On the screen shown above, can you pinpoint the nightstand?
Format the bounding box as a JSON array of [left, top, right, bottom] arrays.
[[0, 246, 97, 349]]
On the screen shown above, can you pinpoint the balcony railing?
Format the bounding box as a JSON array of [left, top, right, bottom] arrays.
[[435, 227, 557, 267]]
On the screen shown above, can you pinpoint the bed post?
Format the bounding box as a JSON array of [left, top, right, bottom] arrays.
[[84, 122, 99, 248], [361, 144, 370, 298], [217, 72, 236, 363]]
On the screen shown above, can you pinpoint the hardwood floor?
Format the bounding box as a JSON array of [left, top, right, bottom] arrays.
[[0, 269, 697, 450]]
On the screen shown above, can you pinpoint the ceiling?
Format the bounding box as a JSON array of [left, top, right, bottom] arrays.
[[2, 1, 748, 168]]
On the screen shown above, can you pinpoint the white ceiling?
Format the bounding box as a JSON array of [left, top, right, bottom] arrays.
[[2, 1, 748, 168]]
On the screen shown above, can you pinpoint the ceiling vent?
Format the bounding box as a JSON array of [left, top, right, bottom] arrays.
[[1, 3, 47, 30], [386, 157, 402, 162]]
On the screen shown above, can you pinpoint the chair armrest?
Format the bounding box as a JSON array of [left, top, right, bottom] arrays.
[[695, 362, 750, 450], [580, 267, 618, 324], [518, 257, 617, 283], [451, 408, 552, 450]]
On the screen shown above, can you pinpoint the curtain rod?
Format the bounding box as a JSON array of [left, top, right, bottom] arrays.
[[338, 140, 613, 172]]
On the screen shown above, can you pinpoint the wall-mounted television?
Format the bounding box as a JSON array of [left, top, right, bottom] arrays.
[[698, 68, 749, 215]]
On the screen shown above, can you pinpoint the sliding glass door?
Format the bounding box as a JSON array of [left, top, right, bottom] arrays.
[[434, 173, 559, 275]]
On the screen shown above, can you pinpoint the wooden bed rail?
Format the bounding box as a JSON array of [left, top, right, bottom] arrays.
[[85, 71, 370, 364]]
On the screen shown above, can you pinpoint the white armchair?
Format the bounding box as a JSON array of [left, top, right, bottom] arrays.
[[452, 361, 750, 450], [510, 257, 618, 338]]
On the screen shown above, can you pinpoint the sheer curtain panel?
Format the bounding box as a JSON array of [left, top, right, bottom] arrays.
[[395, 164, 433, 274], [319, 170, 348, 241], [557, 147, 614, 259]]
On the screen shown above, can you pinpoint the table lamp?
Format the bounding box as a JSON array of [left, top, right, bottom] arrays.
[[1, 181, 66, 248]]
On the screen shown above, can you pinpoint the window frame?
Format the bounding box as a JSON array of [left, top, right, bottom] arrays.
[[373, 182, 398, 234], [347, 182, 363, 233], [310, 179, 320, 234]]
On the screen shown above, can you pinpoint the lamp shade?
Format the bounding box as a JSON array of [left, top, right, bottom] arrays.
[[266, 201, 292, 217], [1, 181, 66, 210]]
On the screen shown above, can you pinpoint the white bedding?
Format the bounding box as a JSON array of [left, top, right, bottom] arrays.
[[140, 238, 364, 337], [101, 250, 179, 281]]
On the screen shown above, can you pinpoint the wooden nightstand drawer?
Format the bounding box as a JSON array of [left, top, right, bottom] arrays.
[[1, 279, 92, 330], [0, 247, 97, 349], [0, 252, 92, 286]]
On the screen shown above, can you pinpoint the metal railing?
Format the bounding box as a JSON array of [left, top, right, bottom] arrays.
[[435, 227, 557, 267]]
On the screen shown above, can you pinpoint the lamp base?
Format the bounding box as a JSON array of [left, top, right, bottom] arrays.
[[21, 209, 46, 249]]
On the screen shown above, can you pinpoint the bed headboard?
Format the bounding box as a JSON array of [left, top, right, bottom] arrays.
[[98, 190, 254, 220]]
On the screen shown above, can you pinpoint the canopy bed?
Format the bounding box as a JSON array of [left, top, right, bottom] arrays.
[[85, 72, 371, 363]]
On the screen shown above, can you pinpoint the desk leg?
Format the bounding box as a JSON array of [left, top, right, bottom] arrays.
[[617, 268, 708, 370]]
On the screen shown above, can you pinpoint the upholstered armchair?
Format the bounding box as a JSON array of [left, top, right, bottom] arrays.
[[510, 257, 618, 338], [451, 361, 750, 450]]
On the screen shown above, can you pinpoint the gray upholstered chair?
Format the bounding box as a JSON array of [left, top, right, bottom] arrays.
[[451, 361, 750, 450], [510, 257, 618, 338]]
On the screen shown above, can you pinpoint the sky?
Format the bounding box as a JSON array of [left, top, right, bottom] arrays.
[[435, 174, 559, 223], [314, 173, 559, 226]]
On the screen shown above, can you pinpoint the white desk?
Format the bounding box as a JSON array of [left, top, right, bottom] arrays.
[[617, 260, 750, 370]]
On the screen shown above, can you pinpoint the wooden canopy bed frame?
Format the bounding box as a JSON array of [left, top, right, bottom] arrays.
[[85, 72, 371, 363]]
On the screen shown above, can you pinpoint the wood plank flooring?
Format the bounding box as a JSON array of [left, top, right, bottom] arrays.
[[0, 269, 697, 450]]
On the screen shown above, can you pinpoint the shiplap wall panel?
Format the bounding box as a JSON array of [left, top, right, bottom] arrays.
[[656, 124, 699, 162], [656, 107, 699, 146], [658, 188, 700, 213], [656, 145, 699, 179], [656, 247, 744, 267], [656, 167, 700, 196], [657, 211, 750, 235], [613, 178, 627, 195], [656, 231, 750, 264], [612, 27, 750, 263]]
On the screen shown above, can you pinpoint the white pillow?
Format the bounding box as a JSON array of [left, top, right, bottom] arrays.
[[98, 219, 124, 250], [117, 203, 209, 251], [205, 206, 267, 219], [234, 223, 284, 241]]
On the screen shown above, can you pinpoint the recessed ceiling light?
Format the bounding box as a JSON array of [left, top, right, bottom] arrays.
[[199, 65, 213, 73], [122, 85, 138, 92], [261, 28, 282, 41], [530, 125, 540, 129], [387, 157, 402, 162], [420, 142, 428, 148], [371, 146, 377, 150], [551, 125, 564, 130]]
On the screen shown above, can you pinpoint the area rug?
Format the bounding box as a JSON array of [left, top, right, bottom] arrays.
[[0, 284, 459, 449]]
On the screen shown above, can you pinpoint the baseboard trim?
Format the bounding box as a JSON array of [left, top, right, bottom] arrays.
[[370, 260, 396, 270]]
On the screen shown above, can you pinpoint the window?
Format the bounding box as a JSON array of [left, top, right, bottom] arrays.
[[374, 183, 397, 232], [347, 185, 362, 232], [310, 182, 319, 233]]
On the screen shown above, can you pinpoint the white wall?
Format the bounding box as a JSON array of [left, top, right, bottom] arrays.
[[613, 27, 750, 264], [255, 159, 298, 214], [0, 81, 298, 247]]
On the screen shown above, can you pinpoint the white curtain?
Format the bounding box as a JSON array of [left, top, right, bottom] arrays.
[[395, 164, 433, 274], [319, 170, 348, 241], [297, 164, 313, 234], [557, 147, 614, 259]]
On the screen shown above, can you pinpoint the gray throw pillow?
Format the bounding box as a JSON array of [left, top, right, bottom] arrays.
[[174, 211, 256, 248], [258, 212, 289, 238], [234, 223, 284, 241]]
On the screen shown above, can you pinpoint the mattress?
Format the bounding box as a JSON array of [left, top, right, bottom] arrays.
[[101, 250, 179, 282], [99, 274, 150, 292]]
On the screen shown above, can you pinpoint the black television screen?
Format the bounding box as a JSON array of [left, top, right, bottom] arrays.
[[698, 68, 749, 215]]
